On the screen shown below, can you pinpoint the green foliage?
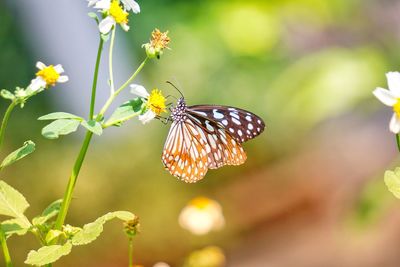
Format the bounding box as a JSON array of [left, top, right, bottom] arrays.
[[25, 242, 72, 266], [0, 140, 35, 169], [81, 120, 103, 136], [38, 112, 83, 121], [1, 218, 29, 238], [0, 90, 14, 101], [32, 199, 62, 226], [72, 211, 135, 245], [384, 168, 400, 199], [104, 98, 144, 127], [41, 119, 81, 139]]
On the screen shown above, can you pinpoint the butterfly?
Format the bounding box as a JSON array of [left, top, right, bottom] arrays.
[[161, 96, 265, 183]]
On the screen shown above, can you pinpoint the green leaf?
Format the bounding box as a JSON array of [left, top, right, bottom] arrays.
[[0, 140, 36, 169], [1, 218, 30, 238], [0, 180, 30, 219], [0, 89, 15, 101], [45, 230, 65, 244], [38, 112, 82, 121], [71, 211, 135, 246], [32, 199, 62, 226], [41, 119, 81, 139], [104, 99, 144, 127], [384, 167, 400, 199], [81, 120, 103, 135], [25, 242, 72, 266], [87, 12, 99, 22]]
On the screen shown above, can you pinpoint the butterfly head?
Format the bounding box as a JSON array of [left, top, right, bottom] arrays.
[[171, 97, 187, 122]]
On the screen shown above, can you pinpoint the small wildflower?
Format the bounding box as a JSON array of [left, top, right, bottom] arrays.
[[29, 62, 68, 92], [130, 84, 166, 124], [143, 29, 170, 59], [90, 0, 140, 34], [184, 246, 226, 267], [373, 72, 400, 133], [179, 197, 225, 235], [123, 216, 140, 237]]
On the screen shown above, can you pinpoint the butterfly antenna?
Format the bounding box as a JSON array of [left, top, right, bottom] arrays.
[[166, 81, 184, 98]]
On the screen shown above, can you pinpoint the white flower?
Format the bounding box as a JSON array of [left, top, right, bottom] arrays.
[[130, 84, 166, 124], [91, 0, 140, 34], [179, 197, 225, 235], [373, 72, 400, 133], [29, 61, 68, 92]]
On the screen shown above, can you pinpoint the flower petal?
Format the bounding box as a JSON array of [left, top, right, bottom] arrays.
[[99, 16, 115, 34], [387, 72, 400, 97], [57, 75, 69, 83], [390, 113, 400, 134], [87, 0, 99, 7], [121, 0, 140, 13], [130, 84, 149, 98], [139, 110, 156, 124], [54, 64, 64, 74], [94, 0, 110, 9], [29, 77, 46, 91], [36, 61, 46, 70], [120, 23, 130, 32], [373, 87, 397, 106]]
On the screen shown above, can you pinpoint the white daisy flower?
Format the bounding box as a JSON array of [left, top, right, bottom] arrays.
[[130, 84, 166, 124], [179, 197, 225, 235], [373, 72, 400, 133], [29, 61, 68, 92], [91, 0, 140, 34]]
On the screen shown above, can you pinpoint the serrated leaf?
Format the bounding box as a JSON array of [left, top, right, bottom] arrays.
[[38, 112, 82, 121], [1, 218, 30, 238], [0, 89, 15, 100], [25, 242, 72, 266], [105, 99, 144, 127], [32, 199, 62, 226], [71, 211, 135, 246], [385, 167, 400, 199], [81, 120, 103, 135], [0, 140, 35, 169], [0, 180, 30, 219], [41, 119, 80, 139]]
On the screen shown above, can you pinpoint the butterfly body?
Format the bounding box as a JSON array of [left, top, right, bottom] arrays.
[[162, 97, 265, 183]]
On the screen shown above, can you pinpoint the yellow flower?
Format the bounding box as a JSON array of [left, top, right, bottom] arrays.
[[109, 0, 129, 24], [143, 29, 171, 58], [179, 197, 225, 235], [29, 62, 68, 91], [130, 84, 167, 124], [147, 89, 166, 115]]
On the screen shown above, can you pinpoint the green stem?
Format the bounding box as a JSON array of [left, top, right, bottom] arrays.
[[53, 51, 148, 232], [0, 101, 17, 152], [98, 57, 149, 118], [128, 237, 133, 267], [89, 37, 104, 119], [109, 28, 116, 94], [0, 228, 13, 267], [396, 134, 400, 152], [54, 131, 93, 231]]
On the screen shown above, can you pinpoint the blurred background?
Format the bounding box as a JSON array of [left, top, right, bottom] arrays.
[[1, 0, 400, 266]]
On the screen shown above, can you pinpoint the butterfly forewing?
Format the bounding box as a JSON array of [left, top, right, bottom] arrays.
[[188, 105, 265, 143]]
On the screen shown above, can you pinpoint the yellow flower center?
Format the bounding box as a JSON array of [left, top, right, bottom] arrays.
[[36, 65, 59, 86], [394, 100, 400, 117], [147, 89, 166, 115], [190, 197, 213, 209], [109, 0, 129, 24]]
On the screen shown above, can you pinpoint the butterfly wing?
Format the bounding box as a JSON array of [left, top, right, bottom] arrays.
[[186, 113, 247, 169], [162, 120, 209, 183], [188, 105, 265, 143]]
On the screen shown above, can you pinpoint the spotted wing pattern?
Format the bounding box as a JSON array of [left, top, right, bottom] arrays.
[[188, 105, 265, 143]]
